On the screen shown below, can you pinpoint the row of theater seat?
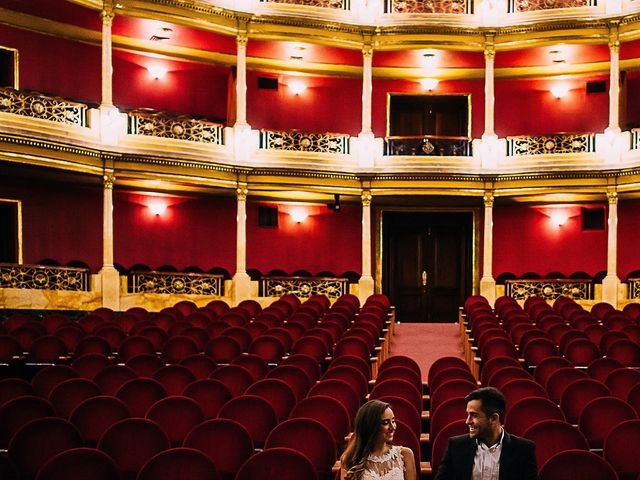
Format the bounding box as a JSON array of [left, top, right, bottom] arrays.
[[452, 294, 640, 480], [0, 293, 399, 480]]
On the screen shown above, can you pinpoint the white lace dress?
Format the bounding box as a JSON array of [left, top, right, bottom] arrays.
[[362, 445, 406, 480]]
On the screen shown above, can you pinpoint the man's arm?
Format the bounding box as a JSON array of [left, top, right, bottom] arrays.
[[521, 440, 538, 480], [433, 440, 454, 480]]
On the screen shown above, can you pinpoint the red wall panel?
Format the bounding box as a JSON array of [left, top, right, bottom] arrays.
[[112, 51, 229, 119], [617, 200, 640, 280], [246, 71, 362, 135], [495, 75, 609, 136], [372, 78, 485, 138], [493, 204, 607, 277], [0, 176, 102, 270], [113, 192, 236, 273], [0, 25, 100, 103], [246, 202, 362, 276]]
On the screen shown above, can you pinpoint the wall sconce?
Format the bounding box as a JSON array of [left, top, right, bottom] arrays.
[[148, 200, 167, 216], [420, 78, 439, 91], [289, 80, 307, 95], [550, 210, 568, 227], [290, 208, 308, 223], [550, 85, 569, 99], [147, 65, 167, 80], [549, 48, 566, 64]]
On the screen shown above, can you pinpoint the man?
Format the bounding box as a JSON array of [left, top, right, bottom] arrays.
[[433, 386, 537, 480]]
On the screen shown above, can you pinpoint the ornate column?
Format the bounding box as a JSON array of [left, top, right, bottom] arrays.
[[607, 24, 621, 134], [483, 41, 496, 139], [99, 172, 120, 309], [235, 32, 248, 128], [361, 44, 373, 136], [232, 184, 252, 303], [602, 189, 620, 306], [479, 191, 496, 304], [100, 5, 114, 107], [358, 190, 374, 302]]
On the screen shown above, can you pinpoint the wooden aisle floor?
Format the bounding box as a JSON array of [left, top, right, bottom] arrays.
[[388, 322, 465, 383]]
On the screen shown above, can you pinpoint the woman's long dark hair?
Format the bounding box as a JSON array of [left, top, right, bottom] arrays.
[[341, 400, 391, 480]]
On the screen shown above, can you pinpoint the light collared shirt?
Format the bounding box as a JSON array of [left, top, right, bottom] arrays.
[[472, 428, 504, 480]]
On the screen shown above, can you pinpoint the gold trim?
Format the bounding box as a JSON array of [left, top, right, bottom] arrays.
[[0, 198, 23, 264]]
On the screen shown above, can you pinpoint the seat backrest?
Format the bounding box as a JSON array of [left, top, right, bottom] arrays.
[[163, 336, 200, 363], [480, 355, 521, 386], [28, 335, 68, 363], [49, 378, 102, 419], [586, 357, 624, 383], [182, 378, 232, 419], [430, 367, 477, 393], [209, 364, 254, 397], [321, 365, 369, 401], [431, 419, 468, 477], [539, 449, 618, 480], [115, 377, 167, 418], [603, 419, 640, 480], [429, 397, 467, 441], [289, 395, 351, 447], [218, 395, 278, 448], [607, 339, 640, 367], [545, 367, 587, 403], [267, 364, 312, 401], [521, 419, 589, 469], [521, 338, 559, 367], [32, 364, 78, 398], [282, 353, 322, 383], [248, 335, 286, 363], [69, 395, 130, 446], [578, 396, 638, 449], [430, 379, 477, 416], [34, 447, 120, 480], [117, 335, 156, 362], [235, 447, 319, 480], [559, 378, 611, 424], [486, 366, 533, 391], [563, 338, 601, 366], [375, 366, 422, 394], [184, 418, 253, 480], [137, 448, 221, 480], [532, 356, 573, 386], [152, 365, 197, 396], [380, 355, 423, 380], [0, 396, 56, 448], [245, 378, 297, 421], [179, 353, 217, 379], [500, 378, 548, 411], [71, 353, 113, 380], [0, 378, 34, 408], [370, 378, 422, 416], [505, 396, 565, 437], [605, 368, 640, 400], [145, 396, 204, 447], [308, 378, 361, 422], [205, 336, 242, 363]]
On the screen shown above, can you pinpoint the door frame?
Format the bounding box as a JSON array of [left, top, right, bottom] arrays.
[[375, 206, 481, 307], [0, 198, 23, 264]]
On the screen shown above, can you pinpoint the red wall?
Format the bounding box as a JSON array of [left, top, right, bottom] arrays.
[[246, 71, 362, 135], [493, 204, 607, 277], [246, 202, 362, 276], [113, 192, 236, 273], [617, 200, 640, 280], [113, 51, 229, 120], [371, 78, 485, 138], [0, 176, 102, 270], [0, 25, 101, 103], [495, 75, 609, 136]]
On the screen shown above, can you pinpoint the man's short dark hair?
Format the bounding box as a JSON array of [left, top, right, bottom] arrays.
[[465, 387, 506, 423]]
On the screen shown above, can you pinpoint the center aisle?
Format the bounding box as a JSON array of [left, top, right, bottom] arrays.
[[387, 322, 465, 383]]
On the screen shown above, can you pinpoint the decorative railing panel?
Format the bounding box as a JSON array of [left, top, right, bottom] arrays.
[[505, 278, 593, 301], [628, 278, 640, 299], [127, 110, 224, 144], [260, 0, 350, 8], [508, 0, 596, 12], [384, 135, 472, 156], [0, 263, 90, 291], [259, 276, 349, 298], [129, 271, 224, 295], [259, 130, 350, 154], [506, 133, 596, 156], [632, 129, 640, 151], [385, 0, 472, 13], [0, 87, 88, 126]]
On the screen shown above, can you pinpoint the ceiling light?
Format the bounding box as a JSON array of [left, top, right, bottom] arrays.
[[289, 80, 307, 95], [550, 85, 569, 99], [420, 78, 439, 91], [147, 65, 167, 80]]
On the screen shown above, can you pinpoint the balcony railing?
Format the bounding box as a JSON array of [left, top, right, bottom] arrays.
[[628, 278, 640, 299], [0, 87, 88, 127], [384, 135, 472, 156], [385, 0, 472, 13], [260, 0, 350, 8], [0, 263, 90, 291], [259, 276, 349, 298], [508, 0, 596, 13], [259, 130, 350, 154], [632, 129, 640, 151], [128, 271, 225, 295], [127, 110, 225, 145], [505, 278, 593, 301], [506, 133, 596, 156]]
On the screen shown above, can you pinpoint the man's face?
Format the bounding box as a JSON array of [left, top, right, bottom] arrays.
[[465, 399, 495, 443]]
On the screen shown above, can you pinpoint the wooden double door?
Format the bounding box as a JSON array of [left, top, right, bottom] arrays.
[[383, 211, 473, 323]]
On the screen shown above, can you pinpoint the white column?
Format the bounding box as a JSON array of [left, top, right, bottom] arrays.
[[232, 185, 252, 303], [607, 26, 621, 134], [602, 189, 620, 306], [479, 191, 496, 304], [358, 190, 374, 302], [361, 45, 373, 136], [235, 33, 248, 128], [100, 6, 114, 107], [99, 172, 120, 309], [483, 41, 495, 139]]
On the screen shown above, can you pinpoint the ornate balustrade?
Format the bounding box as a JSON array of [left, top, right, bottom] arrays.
[[259, 276, 349, 298], [0, 263, 90, 291], [128, 271, 225, 295], [127, 110, 225, 144], [260, 0, 350, 8], [384, 0, 472, 13], [628, 278, 640, 299], [508, 0, 596, 13], [632, 129, 640, 151], [506, 133, 596, 156], [259, 130, 350, 154], [0, 87, 88, 127], [384, 135, 472, 156], [505, 278, 593, 301]]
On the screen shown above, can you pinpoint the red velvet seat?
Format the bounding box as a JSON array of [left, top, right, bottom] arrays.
[[245, 378, 297, 421], [72, 353, 113, 380], [563, 338, 600, 366], [32, 365, 78, 398], [137, 447, 221, 480], [235, 447, 318, 480], [209, 364, 254, 397], [308, 378, 361, 423], [152, 365, 196, 396], [0, 396, 56, 449], [505, 396, 565, 437], [162, 336, 200, 362], [183, 378, 232, 418], [115, 377, 167, 417], [431, 420, 468, 478], [333, 336, 371, 360], [430, 379, 477, 414], [586, 356, 624, 383], [95, 324, 126, 351], [429, 397, 467, 441], [290, 395, 351, 448], [607, 338, 640, 367], [183, 418, 254, 480], [117, 336, 156, 362], [486, 365, 533, 391], [281, 353, 322, 383], [205, 336, 242, 363], [321, 364, 368, 401], [578, 396, 638, 449], [0, 335, 23, 362], [35, 447, 120, 480], [522, 419, 589, 470], [69, 396, 130, 446], [370, 378, 422, 417], [430, 367, 477, 393], [28, 335, 68, 363], [73, 335, 112, 358], [94, 365, 137, 396], [605, 367, 640, 400], [603, 419, 640, 480], [0, 378, 34, 407], [545, 367, 587, 403], [480, 355, 521, 386], [375, 365, 422, 393], [559, 378, 610, 424], [539, 449, 618, 480], [381, 354, 423, 381], [179, 353, 217, 379], [218, 395, 278, 448], [628, 382, 640, 417], [48, 378, 102, 418], [248, 335, 286, 363], [500, 378, 548, 410], [145, 396, 204, 447], [221, 327, 253, 352], [291, 335, 328, 362], [137, 326, 169, 351]]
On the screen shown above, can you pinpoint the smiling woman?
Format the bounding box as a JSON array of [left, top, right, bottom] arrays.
[[340, 400, 417, 480]]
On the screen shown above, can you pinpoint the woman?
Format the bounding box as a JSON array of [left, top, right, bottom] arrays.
[[340, 399, 417, 480]]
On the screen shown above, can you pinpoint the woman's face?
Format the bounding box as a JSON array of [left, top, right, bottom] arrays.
[[378, 407, 397, 445]]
